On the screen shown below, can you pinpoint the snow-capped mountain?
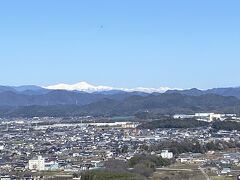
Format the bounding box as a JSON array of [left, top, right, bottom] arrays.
[[45, 81, 174, 93], [46, 82, 113, 93], [122, 87, 172, 93]]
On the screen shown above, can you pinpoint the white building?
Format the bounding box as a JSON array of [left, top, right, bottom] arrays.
[[209, 113, 225, 121], [195, 113, 225, 122], [173, 114, 195, 119], [29, 156, 45, 171], [73, 153, 80, 157], [44, 161, 59, 171], [173, 113, 236, 122], [161, 150, 173, 159], [221, 168, 231, 174]]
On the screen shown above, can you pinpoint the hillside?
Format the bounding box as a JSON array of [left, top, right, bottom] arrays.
[[166, 87, 240, 99], [1, 93, 240, 117]]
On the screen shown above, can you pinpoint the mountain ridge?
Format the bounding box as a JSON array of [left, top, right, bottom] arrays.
[[166, 87, 240, 99], [1, 93, 240, 117], [0, 83, 240, 116], [2, 82, 240, 97], [45, 81, 174, 93]]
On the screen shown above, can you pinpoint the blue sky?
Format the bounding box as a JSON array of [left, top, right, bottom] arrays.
[[0, 1, 240, 89]]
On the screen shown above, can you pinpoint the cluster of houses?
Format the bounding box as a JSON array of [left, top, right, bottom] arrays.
[[0, 116, 240, 178]]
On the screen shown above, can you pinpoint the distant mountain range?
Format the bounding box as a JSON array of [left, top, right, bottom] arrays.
[[166, 87, 240, 99], [1, 82, 240, 117], [46, 81, 173, 93], [45, 82, 240, 99]]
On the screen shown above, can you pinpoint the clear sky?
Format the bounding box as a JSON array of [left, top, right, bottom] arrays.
[[0, 0, 240, 89]]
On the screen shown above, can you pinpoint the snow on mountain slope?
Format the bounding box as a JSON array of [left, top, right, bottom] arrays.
[[45, 82, 175, 93], [46, 82, 113, 93], [124, 87, 172, 93]]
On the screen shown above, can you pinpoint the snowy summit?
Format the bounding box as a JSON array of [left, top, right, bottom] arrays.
[[45, 82, 174, 93]]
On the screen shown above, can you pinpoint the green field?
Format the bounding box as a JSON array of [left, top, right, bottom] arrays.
[[210, 176, 234, 180], [152, 169, 206, 180]]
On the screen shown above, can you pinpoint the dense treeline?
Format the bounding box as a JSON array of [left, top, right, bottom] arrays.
[[138, 118, 240, 132], [80, 170, 138, 180], [80, 155, 172, 180], [212, 121, 240, 131], [141, 140, 239, 155], [128, 154, 171, 167], [128, 154, 171, 178], [138, 118, 209, 129]]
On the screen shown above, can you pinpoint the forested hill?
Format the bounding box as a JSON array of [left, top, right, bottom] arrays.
[[1, 93, 240, 117]]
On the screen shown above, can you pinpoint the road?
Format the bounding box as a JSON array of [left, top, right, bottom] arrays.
[[156, 166, 211, 180], [156, 167, 193, 172], [199, 166, 210, 180]]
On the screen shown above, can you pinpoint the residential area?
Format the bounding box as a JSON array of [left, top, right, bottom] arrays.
[[0, 114, 240, 179]]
